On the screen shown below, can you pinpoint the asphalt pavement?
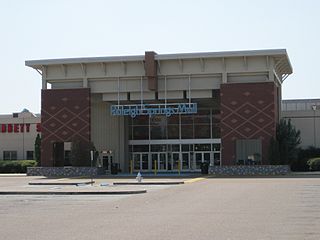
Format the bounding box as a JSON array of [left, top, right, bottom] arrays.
[[0, 175, 320, 240]]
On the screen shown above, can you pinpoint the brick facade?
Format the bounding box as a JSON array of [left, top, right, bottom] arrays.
[[41, 88, 91, 167], [220, 82, 279, 165]]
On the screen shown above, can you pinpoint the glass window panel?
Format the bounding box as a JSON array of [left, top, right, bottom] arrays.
[[3, 151, 10, 160], [133, 154, 141, 170], [151, 145, 167, 152], [132, 116, 149, 125], [194, 144, 211, 151], [167, 125, 179, 139], [129, 125, 133, 140], [181, 115, 193, 124], [167, 115, 179, 125], [212, 114, 221, 124], [194, 109, 210, 124], [150, 116, 167, 126], [212, 144, 221, 151], [181, 124, 193, 139], [151, 126, 167, 139], [132, 145, 149, 152], [182, 144, 189, 151], [172, 144, 180, 152], [214, 153, 220, 166], [212, 125, 221, 138], [195, 153, 202, 169], [142, 154, 149, 170], [133, 126, 149, 140], [194, 124, 210, 138]]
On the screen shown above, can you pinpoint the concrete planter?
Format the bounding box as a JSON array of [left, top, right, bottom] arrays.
[[209, 165, 290, 176], [27, 167, 105, 177]]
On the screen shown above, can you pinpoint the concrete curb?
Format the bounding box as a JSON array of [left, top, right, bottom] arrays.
[[28, 181, 95, 185], [0, 189, 147, 195], [113, 181, 184, 185]]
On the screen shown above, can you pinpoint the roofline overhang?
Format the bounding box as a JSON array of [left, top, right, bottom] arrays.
[[25, 49, 293, 75]]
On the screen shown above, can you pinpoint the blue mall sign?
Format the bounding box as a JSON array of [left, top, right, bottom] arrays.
[[111, 103, 197, 118]]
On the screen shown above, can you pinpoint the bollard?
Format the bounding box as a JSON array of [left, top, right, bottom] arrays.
[[130, 160, 133, 174], [154, 160, 157, 175]]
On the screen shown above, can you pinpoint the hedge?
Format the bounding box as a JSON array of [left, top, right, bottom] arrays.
[[0, 160, 37, 173], [307, 158, 320, 171]]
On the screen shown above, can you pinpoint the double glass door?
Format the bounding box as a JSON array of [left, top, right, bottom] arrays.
[[133, 151, 216, 171], [151, 153, 167, 171], [194, 152, 211, 169], [133, 153, 149, 171]]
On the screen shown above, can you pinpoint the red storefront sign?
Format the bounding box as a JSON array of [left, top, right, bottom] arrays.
[[1, 123, 41, 133]]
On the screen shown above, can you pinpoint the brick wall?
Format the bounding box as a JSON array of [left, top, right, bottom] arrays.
[[41, 88, 91, 167], [220, 82, 278, 165]]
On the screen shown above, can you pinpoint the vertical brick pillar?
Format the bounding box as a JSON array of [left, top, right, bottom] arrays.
[[41, 88, 91, 167], [220, 82, 278, 165]]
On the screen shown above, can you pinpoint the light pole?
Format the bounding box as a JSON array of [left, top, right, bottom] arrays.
[[312, 105, 317, 147]]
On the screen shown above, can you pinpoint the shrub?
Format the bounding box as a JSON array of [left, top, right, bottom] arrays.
[[0, 160, 37, 173], [291, 147, 320, 171], [307, 158, 320, 171]]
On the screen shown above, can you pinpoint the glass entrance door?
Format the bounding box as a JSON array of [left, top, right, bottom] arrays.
[[172, 152, 180, 170], [195, 152, 211, 169], [151, 153, 167, 171], [182, 152, 190, 170], [133, 153, 149, 171]]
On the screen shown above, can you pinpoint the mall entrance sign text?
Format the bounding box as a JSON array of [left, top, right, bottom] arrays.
[[111, 103, 197, 118]]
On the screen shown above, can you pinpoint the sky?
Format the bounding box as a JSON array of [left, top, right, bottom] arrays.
[[0, 0, 319, 114]]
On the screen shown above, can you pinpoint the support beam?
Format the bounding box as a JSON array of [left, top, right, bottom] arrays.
[[157, 60, 161, 74], [100, 62, 107, 75], [61, 64, 67, 77], [243, 56, 248, 70], [178, 59, 183, 73], [199, 58, 205, 72], [83, 78, 88, 87], [121, 62, 127, 75], [42, 66, 47, 89], [222, 58, 227, 83], [80, 63, 87, 76]]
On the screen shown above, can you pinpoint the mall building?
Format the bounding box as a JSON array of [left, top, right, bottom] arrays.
[[25, 49, 292, 172], [0, 109, 41, 160]]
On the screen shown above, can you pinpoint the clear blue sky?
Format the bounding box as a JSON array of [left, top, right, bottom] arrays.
[[0, 0, 319, 114]]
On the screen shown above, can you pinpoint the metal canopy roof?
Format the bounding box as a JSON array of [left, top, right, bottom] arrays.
[[25, 49, 293, 75]]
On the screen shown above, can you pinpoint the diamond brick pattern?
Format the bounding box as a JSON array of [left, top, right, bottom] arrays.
[[221, 82, 279, 166], [41, 88, 91, 167]]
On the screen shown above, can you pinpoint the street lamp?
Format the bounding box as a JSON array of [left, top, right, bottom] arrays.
[[312, 105, 317, 147]]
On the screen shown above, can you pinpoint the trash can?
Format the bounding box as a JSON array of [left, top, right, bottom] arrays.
[[201, 162, 209, 174], [111, 163, 118, 175]]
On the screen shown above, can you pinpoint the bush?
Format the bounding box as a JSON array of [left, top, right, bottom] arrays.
[[307, 158, 320, 171], [0, 160, 37, 173], [291, 147, 320, 171]]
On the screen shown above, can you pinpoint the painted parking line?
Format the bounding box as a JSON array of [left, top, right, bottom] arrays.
[[184, 177, 206, 184]]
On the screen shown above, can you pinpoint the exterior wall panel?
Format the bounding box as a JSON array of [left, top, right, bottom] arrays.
[[41, 88, 91, 167], [220, 82, 277, 165]]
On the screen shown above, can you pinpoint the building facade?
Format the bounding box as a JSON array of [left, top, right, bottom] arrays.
[[25, 49, 292, 172], [282, 99, 320, 149], [0, 109, 41, 160]]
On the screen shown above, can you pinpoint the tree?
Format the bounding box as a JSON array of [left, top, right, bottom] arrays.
[[269, 119, 301, 165], [34, 134, 41, 166]]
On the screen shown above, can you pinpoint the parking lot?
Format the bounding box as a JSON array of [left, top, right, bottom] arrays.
[[0, 175, 320, 240]]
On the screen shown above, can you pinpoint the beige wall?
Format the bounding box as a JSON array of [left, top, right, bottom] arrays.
[[0, 112, 40, 160], [282, 109, 320, 148], [91, 94, 128, 171]]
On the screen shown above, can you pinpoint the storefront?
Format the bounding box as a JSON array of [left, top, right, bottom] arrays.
[[25, 49, 292, 172], [0, 109, 40, 160]]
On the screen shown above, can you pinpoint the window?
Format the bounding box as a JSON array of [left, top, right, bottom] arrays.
[[26, 151, 34, 160], [3, 151, 17, 160]]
